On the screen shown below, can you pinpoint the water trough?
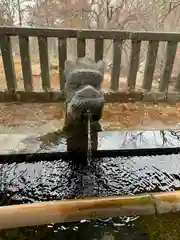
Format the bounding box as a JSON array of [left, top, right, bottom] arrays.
[[0, 129, 179, 230]]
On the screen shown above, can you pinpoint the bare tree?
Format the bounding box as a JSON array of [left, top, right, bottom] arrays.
[[2, 0, 180, 75], [0, 0, 16, 25]]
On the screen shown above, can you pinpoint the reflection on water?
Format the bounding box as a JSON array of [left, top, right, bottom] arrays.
[[9, 130, 180, 154], [0, 130, 180, 239], [98, 130, 180, 150]]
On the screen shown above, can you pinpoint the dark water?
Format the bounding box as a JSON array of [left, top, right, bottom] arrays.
[[0, 130, 180, 240]]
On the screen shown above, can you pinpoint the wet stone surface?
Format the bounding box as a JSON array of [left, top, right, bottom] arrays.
[[0, 129, 180, 239]]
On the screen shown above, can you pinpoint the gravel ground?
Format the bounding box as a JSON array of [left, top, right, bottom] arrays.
[[0, 102, 178, 134]]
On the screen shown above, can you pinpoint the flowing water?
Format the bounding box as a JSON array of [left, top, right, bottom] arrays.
[[0, 130, 180, 239], [87, 110, 92, 165]]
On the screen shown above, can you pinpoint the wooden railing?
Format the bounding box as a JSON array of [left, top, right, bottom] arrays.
[[0, 26, 180, 103]]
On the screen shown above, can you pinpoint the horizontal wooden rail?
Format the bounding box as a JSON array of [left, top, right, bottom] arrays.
[[1, 191, 180, 230], [1, 26, 180, 41], [0, 91, 178, 104]]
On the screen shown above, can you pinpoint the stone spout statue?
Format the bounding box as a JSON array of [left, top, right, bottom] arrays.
[[63, 57, 105, 153], [64, 57, 105, 129]]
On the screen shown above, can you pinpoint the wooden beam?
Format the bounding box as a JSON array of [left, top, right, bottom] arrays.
[[19, 36, 33, 92], [1, 27, 180, 41], [0, 91, 178, 103], [58, 38, 67, 91], [110, 39, 122, 91], [127, 40, 141, 90], [77, 38, 86, 58], [1, 191, 180, 230], [95, 39, 104, 62], [142, 41, 159, 91], [0, 35, 17, 91], [159, 41, 177, 92], [38, 36, 50, 91]]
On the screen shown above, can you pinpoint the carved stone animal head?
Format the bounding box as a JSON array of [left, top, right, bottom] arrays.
[[64, 57, 105, 125]]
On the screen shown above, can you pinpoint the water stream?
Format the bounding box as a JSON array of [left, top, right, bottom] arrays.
[[87, 110, 92, 165]]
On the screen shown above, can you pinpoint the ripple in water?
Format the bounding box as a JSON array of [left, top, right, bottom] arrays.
[[1, 154, 180, 202]]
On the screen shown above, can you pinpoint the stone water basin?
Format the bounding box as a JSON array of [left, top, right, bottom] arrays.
[[0, 130, 180, 239]]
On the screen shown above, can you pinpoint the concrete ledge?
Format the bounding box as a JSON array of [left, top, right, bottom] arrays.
[[0, 91, 65, 102], [142, 91, 178, 104], [0, 90, 178, 103], [104, 91, 143, 102]]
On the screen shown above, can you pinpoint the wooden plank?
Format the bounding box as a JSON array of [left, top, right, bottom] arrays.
[[110, 39, 122, 91], [0, 190, 180, 229], [142, 41, 159, 91], [2, 190, 180, 229], [95, 39, 104, 62], [77, 38, 86, 58], [2, 27, 180, 41], [19, 36, 33, 92], [38, 36, 50, 91], [58, 38, 67, 91], [0, 35, 16, 91], [0, 90, 177, 104], [127, 40, 141, 90], [174, 72, 180, 92], [159, 41, 177, 92]]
